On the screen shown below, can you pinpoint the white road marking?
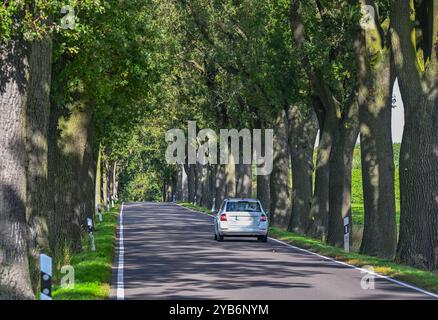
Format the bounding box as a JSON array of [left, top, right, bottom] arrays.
[[117, 202, 125, 300], [268, 237, 438, 299], [175, 202, 438, 299]]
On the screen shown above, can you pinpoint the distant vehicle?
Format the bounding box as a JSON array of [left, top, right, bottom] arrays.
[[214, 198, 269, 242]]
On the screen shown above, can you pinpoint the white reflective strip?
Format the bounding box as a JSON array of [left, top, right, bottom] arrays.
[[40, 293, 52, 300], [40, 254, 52, 276]]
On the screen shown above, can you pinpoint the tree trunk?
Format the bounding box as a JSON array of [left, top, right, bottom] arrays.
[[95, 148, 102, 207], [181, 164, 189, 201], [112, 162, 118, 199], [289, 2, 359, 243], [47, 104, 93, 255], [24, 36, 53, 291], [195, 162, 204, 205], [308, 102, 335, 239], [184, 164, 196, 203], [391, 0, 438, 270], [235, 163, 252, 198], [269, 110, 291, 228], [162, 181, 167, 202], [79, 120, 97, 223], [358, 12, 397, 258], [215, 164, 227, 210], [101, 159, 108, 208], [397, 98, 438, 270], [176, 165, 184, 201], [108, 161, 115, 202], [286, 104, 318, 234], [207, 164, 216, 210], [256, 126, 271, 212], [225, 153, 236, 198], [0, 37, 35, 299], [327, 109, 360, 247], [201, 164, 212, 208]]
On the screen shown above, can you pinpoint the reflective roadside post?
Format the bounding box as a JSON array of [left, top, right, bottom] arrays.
[[97, 203, 103, 222], [40, 254, 52, 300], [344, 217, 350, 253], [87, 217, 96, 251]]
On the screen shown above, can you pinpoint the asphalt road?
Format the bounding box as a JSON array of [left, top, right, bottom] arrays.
[[110, 202, 437, 300]]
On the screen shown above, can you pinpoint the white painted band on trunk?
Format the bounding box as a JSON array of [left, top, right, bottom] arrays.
[[117, 202, 125, 300]]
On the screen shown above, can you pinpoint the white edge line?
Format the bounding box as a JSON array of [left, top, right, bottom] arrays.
[[116, 202, 125, 300], [174, 202, 438, 299]]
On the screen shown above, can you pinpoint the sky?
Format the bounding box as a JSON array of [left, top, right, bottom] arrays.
[[392, 79, 404, 143]]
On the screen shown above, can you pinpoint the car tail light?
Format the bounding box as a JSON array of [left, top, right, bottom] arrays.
[[220, 213, 227, 221], [260, 214, 267, 222]]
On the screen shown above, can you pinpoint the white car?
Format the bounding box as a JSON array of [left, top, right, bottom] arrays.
[[214, 198, 269, 242]]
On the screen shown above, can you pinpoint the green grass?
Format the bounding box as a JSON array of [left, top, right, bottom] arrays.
[[178, 202, 213, 214], [52, 206, 119, 300], [178, 202, 438, 294], [351, 145, 401, 227]]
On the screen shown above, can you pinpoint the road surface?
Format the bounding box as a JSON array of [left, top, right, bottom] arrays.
[[110, 202, 437, 300]]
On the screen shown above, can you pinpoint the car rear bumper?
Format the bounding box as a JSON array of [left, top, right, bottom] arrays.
[[219, 228, 268, 237]]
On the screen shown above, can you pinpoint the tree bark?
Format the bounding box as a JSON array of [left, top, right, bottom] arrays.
[[225, 153, 236, 198], [108, 161, 115, 202], [215, 164, 227, 209], [391, 0, 438, 270], [0, 37, 35, 299], [286, 104, 318, 234], [306, 96, 337, 239], [47, 104, 93, 255], [184, 164, 196, 203], [269, 110, 291, 228], [95, 148, 102, 207], [327, 113, 360, 246], [24, 36, 53, 290], [201, 164, 212, 208], [235, 163, 252, 198], [256, 124, 271, 212], [101, 158, 109, 208], [79, 119, 97, 223], [257, 173, 270, 213], [181, 164, 189, 201], [358, 1, 397, 259], [176, 165, 184, 201], [207, 164, 216, 209], [194, 162, 204, 205], [326, 25, 361, 247]]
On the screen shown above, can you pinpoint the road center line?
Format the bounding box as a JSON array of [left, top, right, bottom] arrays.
[[117, 202, 125, 300], [174, 203, 438, 299]]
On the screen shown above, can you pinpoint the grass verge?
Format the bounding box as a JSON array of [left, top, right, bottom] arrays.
[[52, 205, 119, 300], [178, 202, 213, 214], [178, 202, 438, 295]]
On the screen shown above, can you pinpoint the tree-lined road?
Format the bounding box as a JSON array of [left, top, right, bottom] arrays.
[[110, 202, 436, 300]]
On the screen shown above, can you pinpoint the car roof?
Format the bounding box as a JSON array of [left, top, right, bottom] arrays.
[[225, 198, 259, 202]]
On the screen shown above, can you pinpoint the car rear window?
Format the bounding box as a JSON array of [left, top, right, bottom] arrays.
[[226, 201, 261, 212]]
